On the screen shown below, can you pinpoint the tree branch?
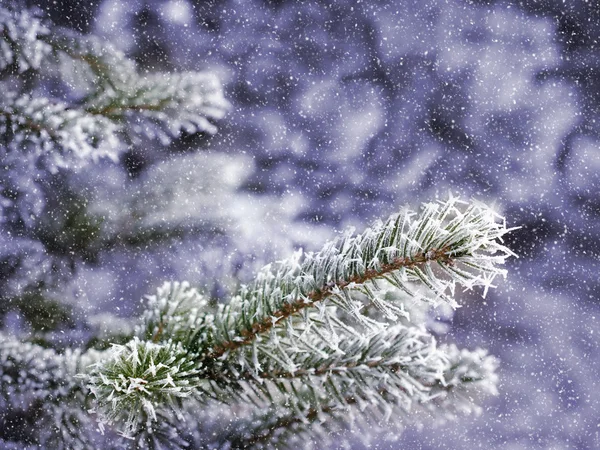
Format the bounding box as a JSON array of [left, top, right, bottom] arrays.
[[209, 247, 452, 358]]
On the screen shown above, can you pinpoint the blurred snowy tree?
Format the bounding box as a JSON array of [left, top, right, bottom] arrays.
[[0, 1, 231, 303], [0, 4, 519, 448]]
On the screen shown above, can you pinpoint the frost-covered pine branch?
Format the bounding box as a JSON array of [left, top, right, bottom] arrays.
[[0, 3, 228, 170], [0, 92, 122, 165], [84, 197, 515, 448], [52, 31, 229, 144]]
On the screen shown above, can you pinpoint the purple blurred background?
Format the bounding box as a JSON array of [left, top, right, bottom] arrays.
[[3, 0, 599, 448]]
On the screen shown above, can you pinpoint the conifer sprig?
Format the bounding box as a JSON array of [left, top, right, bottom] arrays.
[[86, 197, 515, 444], [0, 4, 229, 167], [0, 335, 102, 449], [209, 196, 515, 358], [0, 93, 122, 167], [51, 32, 230, 144], [86, 338, 203, 438]]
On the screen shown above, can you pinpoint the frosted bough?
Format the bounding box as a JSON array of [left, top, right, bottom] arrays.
[[82, 196, 515, 448], [0, 3, 229, 170]]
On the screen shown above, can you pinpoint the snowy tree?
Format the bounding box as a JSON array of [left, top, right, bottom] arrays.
[[0, 3, 522, 449], [0, 2, 230, 301]]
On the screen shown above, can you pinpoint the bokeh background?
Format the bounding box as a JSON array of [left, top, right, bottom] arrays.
[[3, 0, 599, 448]]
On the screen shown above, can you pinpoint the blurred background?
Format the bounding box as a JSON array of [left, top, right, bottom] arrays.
[[3, 0, 599, 448]]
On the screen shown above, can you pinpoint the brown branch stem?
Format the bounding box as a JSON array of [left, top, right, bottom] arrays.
[[86, 101, 170, 118], [209, 247, 452, 359], [0, 109, 59, 138]]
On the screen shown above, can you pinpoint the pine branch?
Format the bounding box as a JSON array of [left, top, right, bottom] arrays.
[[0, 334, 104, 447], [209, 247, 448, 355], [124, 410, 192, 450], [209, 401, 330, 449], [209, 196, 515, 358], [427, 344, 499, 416], [50, 32, 229, 143], [86, 197, 515, 440], [0, 335, 84, 406], [83, 71, 229, 139], [213, 345, 499, 450], [0, 93, 122, 167], [0, 5, 229, 170], [217, 321, 449, 414], [47, 30, 138, 93], [85, 338, 204, 438]]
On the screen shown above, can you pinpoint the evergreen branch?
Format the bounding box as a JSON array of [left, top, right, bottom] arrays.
[[137, 281, 216, 350], [50, 32, 229, 142], [47, 30, 137, 92], [86, 198, 514, 440], [426, 344, 499, 416], [0, 334, 105, 447], [245, 329, 439, 382], [215, 401, 334, 449], [0, 6, 228, 170], [0, 334, 89, 405], [123, 409, 192, 450], [85, 71, 230, 142], [210, 197, 515, 358], [215, 347, 497, 450], [207, 322, 450, 426], [219, 345, 499, 450], [0, 94, 122, 166], [86, 338, 204, 438]]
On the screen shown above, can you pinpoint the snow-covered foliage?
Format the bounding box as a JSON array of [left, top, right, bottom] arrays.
[[0, 1, 231, 309], [0, 1, 228, 242], [87, 337, 201, 438], [54, 30, 229, 144], [1, 0, 598, 448], [83, 198, 513, 447], [0, 3, 228, 169], [0, 92, 122, 165], [1, 194, 514, 448], [0, 334, 103, 449]]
